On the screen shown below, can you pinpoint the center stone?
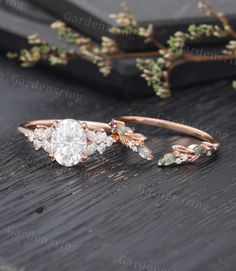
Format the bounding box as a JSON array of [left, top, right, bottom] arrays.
[[51, 119, 87, 167]]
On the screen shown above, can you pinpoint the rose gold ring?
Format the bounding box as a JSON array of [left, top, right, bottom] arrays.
[[119, 116, 220, 167], [18, 118, 152, 167]]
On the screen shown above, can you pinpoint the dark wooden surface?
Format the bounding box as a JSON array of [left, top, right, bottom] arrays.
[[0, 51, 236, 271]]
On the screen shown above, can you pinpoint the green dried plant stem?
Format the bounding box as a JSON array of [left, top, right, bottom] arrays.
[[13, 24, 236, 96], [109, 2, 166, 50], [51, 21, 92, 47], [136, 58, 171, 98], [188, 24, 227, 39], [7, 1, 236, 98], [18, 45, 79, 67], [199, 0, 236, 38]]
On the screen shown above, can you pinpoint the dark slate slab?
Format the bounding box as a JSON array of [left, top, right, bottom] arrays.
[[0, 51, 236, 271], [30, 0, 236, 50], [0, 0, 236, 97]]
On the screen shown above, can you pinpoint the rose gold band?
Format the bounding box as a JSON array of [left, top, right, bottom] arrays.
[[18, 119, 112, 137], [119, 116, 217, 144]]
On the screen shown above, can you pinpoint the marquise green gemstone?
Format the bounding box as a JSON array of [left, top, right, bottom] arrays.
[[116, 126, 126, 136], [194, 146, 207, 155], [137, 146, 153, 160], [158, 153, 176, 166]]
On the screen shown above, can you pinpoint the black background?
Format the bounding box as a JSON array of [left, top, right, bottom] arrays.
[[0, 1, 236, 271]]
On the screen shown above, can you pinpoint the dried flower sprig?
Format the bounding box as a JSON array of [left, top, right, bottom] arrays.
[[223, 40, 236, 55], [198, 0, 236, 38], [109, 3, 154, 43], [137, 58, 171, 98], [8, 33, 77, 67], [7, 0, 236, 97]]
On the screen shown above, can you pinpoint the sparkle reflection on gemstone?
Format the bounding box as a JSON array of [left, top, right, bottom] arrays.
[[50, 119, 87, 167]]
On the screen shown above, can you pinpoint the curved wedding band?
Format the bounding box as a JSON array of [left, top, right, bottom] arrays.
[[119, 116, 219, 166]]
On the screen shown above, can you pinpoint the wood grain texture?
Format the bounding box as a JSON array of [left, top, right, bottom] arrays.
[[0, 53, 236, 271]]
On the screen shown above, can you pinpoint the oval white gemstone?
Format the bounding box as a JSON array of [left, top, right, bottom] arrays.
[[51, 119, 87, 167]]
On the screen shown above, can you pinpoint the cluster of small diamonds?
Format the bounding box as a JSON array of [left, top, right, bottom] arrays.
[[27, 127, 52, 154], [86, 130, 115, 156]]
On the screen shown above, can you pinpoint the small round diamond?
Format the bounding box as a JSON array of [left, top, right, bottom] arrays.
[[28, 131, 34, 142], [33, 127, 52, 141], [51, 119, 87, 167], [128, 141, 138, 152], [206, 150, 212, 156], [181, 155, 188, 162], [175, 158, 182, 165], [106, 136, 114, 147], [86, 130, 97, 142], [34, 128, 45, 140], [33, 139, 42, 150], [97, 143, 106, 154], [96, 131, 107, 143], [87, 143, 97, 156]]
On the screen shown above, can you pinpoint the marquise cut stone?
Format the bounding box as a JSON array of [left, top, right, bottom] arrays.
[[51, 119, 87, 167], [137, 146, 153, 160]]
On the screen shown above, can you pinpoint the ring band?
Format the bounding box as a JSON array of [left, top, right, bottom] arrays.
[[18, 118, 152, 167], [119, 116, 219, 166]]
